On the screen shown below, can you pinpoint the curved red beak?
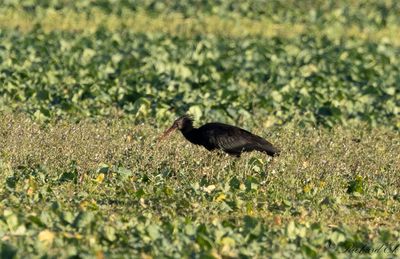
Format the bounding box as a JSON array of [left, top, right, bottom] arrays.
[[158, 125, 177, 142]]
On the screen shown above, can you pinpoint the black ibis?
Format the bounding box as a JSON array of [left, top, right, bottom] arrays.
[[159, 115, 280, 157]]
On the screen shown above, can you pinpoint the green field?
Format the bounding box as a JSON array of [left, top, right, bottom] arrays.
[[0, 0, 399, 258]]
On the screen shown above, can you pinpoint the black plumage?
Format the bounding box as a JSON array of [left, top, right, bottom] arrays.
[[159, 115, 280, 157]]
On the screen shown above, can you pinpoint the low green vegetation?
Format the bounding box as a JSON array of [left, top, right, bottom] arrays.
[[1, 28, 398, 129], [0, 115, 399, 257], [0, 0, 399, 258]]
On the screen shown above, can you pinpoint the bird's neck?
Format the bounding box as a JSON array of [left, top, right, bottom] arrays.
[[180, 127, 199, 144]]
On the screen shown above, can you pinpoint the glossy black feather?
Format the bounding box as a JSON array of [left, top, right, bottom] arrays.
[[169, 117, 280, 157], [198, 123, 279, 156]]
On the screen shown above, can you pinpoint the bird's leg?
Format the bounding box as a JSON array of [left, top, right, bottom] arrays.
[[216, 151, 226, 158], [224, 153, 239, 176], [263, 156, 276, 177], [225, 151, 241, 158]]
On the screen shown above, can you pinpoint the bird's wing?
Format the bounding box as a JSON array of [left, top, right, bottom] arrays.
[[200, 123, 279, 156]]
